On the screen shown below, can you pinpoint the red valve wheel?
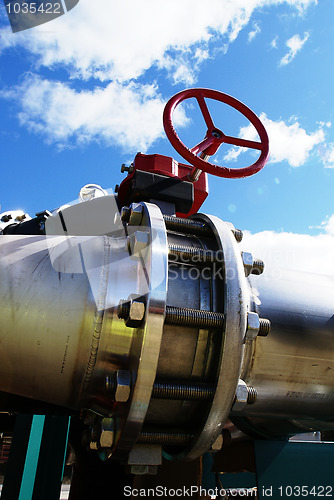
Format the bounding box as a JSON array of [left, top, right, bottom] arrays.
[[163, 88, 269, 179]]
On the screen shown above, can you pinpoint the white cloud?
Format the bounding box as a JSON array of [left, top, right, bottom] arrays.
[[280, 32, 310, 66], [322, 143, 334, 169], [0, 0, 317, 148], [270, 35, 279, 49], [224, 114, 325, 167], [241, 228, 334, 276], [0, 75, 187, 151], [248, 22, 261, 42], [0, 0, 316, 83], [319, 214, 334, 236]]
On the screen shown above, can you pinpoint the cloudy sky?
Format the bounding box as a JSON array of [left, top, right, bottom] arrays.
[[1, 0, 334, 269]]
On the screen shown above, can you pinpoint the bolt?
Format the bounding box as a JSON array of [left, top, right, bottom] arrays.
[[247, 386, 257, 405], [259, 318, 271, 336], [1, 214, 12, 223], [233, 228, 243, 243], [164, 305, 225, 330], [120, 206, 131, 223], [241, 252, 265, 276], [127, 231, 149, 255], [121, 163, 134, 174], [152, 380, 215, 401], [223, 221, 243, 243], [117, 299, 130, 320], [252, 259, 265, 275], [246, 312, 271, 340], [15, 214, 27, 222], [129, 203, 144, 226], [114, 184, 119, 193], [100, 417, 115, 448]]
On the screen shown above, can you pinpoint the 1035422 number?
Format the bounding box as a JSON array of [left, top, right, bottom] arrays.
[[278, 485, 333, 497], [5, 3, 62, 14]]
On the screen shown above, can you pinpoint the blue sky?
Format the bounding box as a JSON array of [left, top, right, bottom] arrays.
[[0, 0, 334, 244]]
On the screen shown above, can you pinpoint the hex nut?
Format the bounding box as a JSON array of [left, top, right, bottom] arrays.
[[129, 203, 144, 226], [89, 424, 102, 450], [232, 379, 248, 412], [211, 434, 224, 452], [129, 301, 145, 321], [241, 252, 254, 277], [246, 311, 260, 341], [130, 465, 158, 475], [100, 417, 115, 448], [128, 231, 149, 255], [121, 206, 131, 223], [125, 300, 146, 328], [115, 370, 131, 402]]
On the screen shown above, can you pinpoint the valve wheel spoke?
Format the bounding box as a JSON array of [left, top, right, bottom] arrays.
[[223, 135, 263, 150], [196, 94, 215, 130]]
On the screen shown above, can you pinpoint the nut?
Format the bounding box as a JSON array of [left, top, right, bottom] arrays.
[[127, 231, 149, 255], [100, 417, 114, 448], [246, 311, 260, 341], [118, 296, 146, 328], [120, 206, 131, 223], [211, 434, 224, 452], [115, 370, 131, 402], [232, 379, 248, 412], [126, 300, 146, 327], [130, 465, 158, 475], [129, 203, 143, 226], [129, 301, 145, 322], [241, 251, 254, 277]]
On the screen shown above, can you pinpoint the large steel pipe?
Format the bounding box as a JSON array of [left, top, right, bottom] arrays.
[[0, 197, 334, 462]]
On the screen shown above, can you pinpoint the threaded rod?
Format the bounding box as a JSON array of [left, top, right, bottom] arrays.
[[152, 380, 215, 401], [163, 215, 213, 237], [137, 431, 194, 446], [168, 244, 223, 264], [163, 215, 243, 242], [165, 306, 225, 330]]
